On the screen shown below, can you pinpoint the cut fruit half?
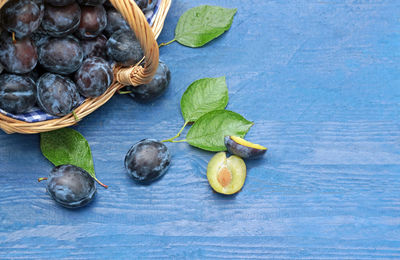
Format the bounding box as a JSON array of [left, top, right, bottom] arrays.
[[207, 152, 246, 195]]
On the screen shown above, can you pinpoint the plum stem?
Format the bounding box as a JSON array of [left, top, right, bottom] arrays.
[[94, 177, 108, 189], [11, 32, 16, 44], [161, 121, 188, 143], [118, 90, 132, 94], [38, 177, 48, 182], [72, 110, 79, 121], [159, 38, 176, 48]]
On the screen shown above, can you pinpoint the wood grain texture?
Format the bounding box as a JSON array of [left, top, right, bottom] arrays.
[[1, 0, 400, 258]]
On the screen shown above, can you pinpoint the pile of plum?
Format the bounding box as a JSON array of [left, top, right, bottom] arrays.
[[0, 0, 166, 117]]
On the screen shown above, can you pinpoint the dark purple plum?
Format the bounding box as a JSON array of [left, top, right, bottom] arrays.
[[0, 0, 42, 39], [44, 0, 75, 6], [81, 34, 108, 59], [103, 8, 130, 37], [46, 165, 96, 208], [106, 29, 143, 66], [125, 139, 171, 183], [0, 32, 38, 74], [75, 5, 107, 40], [224, 136, 267, 159], [37, 73, 80, 116], [74, 57, 113, 98], [0, 74, 36, 114], [38, 36, 83, 75], [41, 3, 81, 37], [128, 61, 170, 101], [77, 0, 106, 6]]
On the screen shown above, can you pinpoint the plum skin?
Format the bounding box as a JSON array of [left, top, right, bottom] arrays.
[[125, 139, 171, 183], [75, 5, 107, 40], [41, 3, 81, 37], [77, 0, 106, 6], [36, 73, 80, 116], [128, 61, 170, 101], [0, 33, 38, 74], [0, 74, 37, 114], [106, 29, 144, 66], [224, 136, 267, 159], [38, 36, 83, 75], [45, 0, 75, 7], [46, 165, 96, 208], [0, 0, 42, 39], [74, 57, 114, 98], [103, 8, 130, 37], [81, 34, 108, 59]]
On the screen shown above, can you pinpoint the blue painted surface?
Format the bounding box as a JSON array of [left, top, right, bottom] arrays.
[[1, 0, 400, 258]]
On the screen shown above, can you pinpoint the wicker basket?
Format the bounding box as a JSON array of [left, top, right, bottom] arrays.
[[0, 0, 171, 134]]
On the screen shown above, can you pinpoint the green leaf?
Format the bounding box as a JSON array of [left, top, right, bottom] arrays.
[[175, 5, 237, 48], [40, 128, 107, 188], [181, 76, 229, 123], [186, 110, 253, 151]]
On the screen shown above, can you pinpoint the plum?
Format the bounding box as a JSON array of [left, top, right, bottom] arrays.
[[75, 5, 107, 40], [38, 36, 83, 75], [224, 136, 267, 159], [128, 61, 170, 101], [45, 0, 75, 6], [74, 57, 114, 98], [81, 34, 108, 59], [36, 73, 80, 116], [207, 152, 246, 195], [44, 165, 96, 208], [41, 3, 81, 37], [77, 0, 106, 5], [103, 8, 130, 37], [0, 32, 38, 74], [0, 74, 36, 114], [1, 0, 42, 39], [106, 29, 143, 66], [125, 139, 171, 183]]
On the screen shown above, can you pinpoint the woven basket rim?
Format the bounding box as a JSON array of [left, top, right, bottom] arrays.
[[0, 0, 172, 134]]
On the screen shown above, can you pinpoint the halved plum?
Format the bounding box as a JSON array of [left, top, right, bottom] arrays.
[[207, 152, 246, 195], [224, 136, 267, 159]]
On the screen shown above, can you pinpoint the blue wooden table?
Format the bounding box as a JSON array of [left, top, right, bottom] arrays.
[[1, 0, 400, 258]]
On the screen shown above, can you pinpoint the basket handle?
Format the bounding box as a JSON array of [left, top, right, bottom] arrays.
[[110, 0, 159, 87]]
